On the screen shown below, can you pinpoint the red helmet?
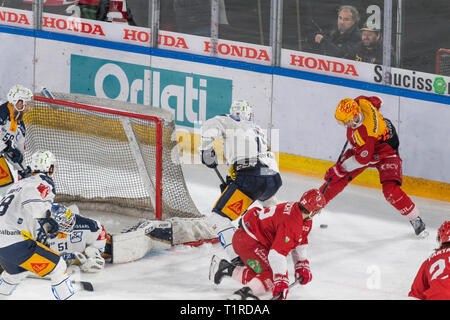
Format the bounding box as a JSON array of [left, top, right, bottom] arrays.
[[437, 221, 450, 246], [299, 189, 326, 217]]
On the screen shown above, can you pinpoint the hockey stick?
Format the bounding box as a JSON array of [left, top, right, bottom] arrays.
[[27, 274, 94, 292], [213, 166, 226, 185], [270, 277, 303, 300], [322, 140, 349, 195]]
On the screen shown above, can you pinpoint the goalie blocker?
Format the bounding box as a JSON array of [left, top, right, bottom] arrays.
[[105, 220, 173, 264]]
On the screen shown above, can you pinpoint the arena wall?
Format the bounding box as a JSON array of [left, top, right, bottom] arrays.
[[0, 13, 448, 202]]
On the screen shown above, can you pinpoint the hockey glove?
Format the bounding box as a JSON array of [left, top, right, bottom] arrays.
[[272, 273, 289, 300], [18, 166, 32, 179], [3, 141, 23, 165], [37, 211, 59, 242], [294, 259, 312, 285], [324, 162, 346, 183], [74, 247, 105, 273], [201, 148, 217, 169]]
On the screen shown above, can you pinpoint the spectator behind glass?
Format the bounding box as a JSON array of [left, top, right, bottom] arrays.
[[313, 5, 361, 59], [351, 23, 382, 64], [75, 0, 136, 25]]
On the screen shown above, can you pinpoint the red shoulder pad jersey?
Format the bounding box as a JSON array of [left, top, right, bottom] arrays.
[[241, 202, 312, 256], [409, 247, 450, 300], [346, 97, 398, 165]]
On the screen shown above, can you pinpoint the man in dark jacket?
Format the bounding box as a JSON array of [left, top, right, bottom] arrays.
[[314, 5, 361, 59], [352, 23, 382, 64]]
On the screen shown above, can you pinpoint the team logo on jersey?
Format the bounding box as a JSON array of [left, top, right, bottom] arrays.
[[246, 259, 263, 274], [37, 183, 50, 199], [70, 231, 83, 243]]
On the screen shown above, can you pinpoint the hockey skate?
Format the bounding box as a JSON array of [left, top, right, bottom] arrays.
[[209, 255, 236, 285], [227, 287, 259, 300], [410, 217, 429, 238], [231, 256, 245, 266]]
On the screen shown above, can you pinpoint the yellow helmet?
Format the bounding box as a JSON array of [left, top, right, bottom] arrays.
[[335, 98, 361, 124]]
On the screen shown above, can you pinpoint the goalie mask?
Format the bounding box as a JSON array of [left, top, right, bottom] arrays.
[[51, 203, 75, 234], [30, 151, 56, 175], [299, 189, 326, 217], [7, 84, 33, 112], [230, 100, 254, 122]]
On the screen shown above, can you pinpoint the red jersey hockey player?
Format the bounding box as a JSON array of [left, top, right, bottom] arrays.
[[209, 188, 326, 300], [409, 221, 450, 300], [320, 96, 428, 237]]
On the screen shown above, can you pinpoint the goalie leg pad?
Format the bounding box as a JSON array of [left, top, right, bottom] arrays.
[[111, 220, 173, 264], [207, 213, 238, 260]]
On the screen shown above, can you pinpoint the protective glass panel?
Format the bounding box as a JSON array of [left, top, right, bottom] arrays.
[[282, 0, 387, 65], [402, 0, 450, 75], [161, 0, 212, 36], [0, 0, 32, 11], [219, 0, 271, 45], [282, 0, 450, 76], [41, 0, 141, 26]]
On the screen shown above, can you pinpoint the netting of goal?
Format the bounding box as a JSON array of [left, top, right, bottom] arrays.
[[24, 92, 216, 245], [436, 48, 450, 76]]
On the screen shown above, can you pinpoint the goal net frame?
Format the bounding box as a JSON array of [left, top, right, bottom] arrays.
[[26, 92, 217, 246], [33, 95, 164, 220]]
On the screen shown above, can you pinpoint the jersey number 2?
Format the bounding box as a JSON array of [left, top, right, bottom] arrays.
[[430, 257, 450, 280]]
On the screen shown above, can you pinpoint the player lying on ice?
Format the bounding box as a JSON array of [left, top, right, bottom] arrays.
[[209, 188, 326, 300], [44, 204, 173, 272]]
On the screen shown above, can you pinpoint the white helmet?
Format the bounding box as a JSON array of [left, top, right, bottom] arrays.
[[230, 100, 253, 122], [7, 85, 33, 112], [30, 151, 56, 174]]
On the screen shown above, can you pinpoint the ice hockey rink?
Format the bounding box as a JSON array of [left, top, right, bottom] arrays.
[[4, 162, 449, 301]]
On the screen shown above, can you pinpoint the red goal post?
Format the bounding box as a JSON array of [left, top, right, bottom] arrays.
[[25, 92, 216, 245]]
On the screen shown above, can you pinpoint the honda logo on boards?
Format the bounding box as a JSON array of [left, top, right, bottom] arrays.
[[289, 54, 359, 77], [69, 55, 232, 128]]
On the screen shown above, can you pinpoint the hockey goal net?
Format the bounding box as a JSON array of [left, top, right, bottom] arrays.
[[25, 92, 216, 245], [436, 48, 450, 76]]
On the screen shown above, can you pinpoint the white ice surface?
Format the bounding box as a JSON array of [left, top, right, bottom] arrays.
[[3, 163, 449, 300]]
